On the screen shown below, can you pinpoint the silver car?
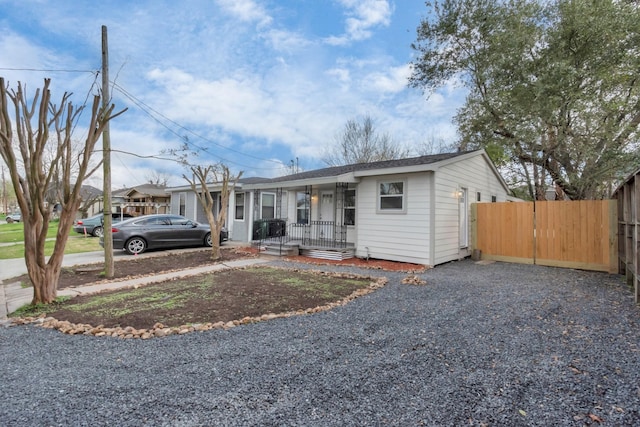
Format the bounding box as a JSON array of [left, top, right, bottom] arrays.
[[99, 214, 228, 255]]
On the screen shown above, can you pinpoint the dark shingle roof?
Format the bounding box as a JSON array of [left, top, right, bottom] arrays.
[[265, 151, 473, 183]]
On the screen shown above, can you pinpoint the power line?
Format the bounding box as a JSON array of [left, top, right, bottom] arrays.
[[0, 66, 290, 172], [0, 67, 98, 74], [111, 82, 286, 170]]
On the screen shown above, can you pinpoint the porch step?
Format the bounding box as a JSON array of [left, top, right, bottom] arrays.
[[259, 244, 300, 257], [300, 248, 355, 261]]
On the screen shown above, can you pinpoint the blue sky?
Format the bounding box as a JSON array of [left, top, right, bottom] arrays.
[[0, 0, 464, 189]]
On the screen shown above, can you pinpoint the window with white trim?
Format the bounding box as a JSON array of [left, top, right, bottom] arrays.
[[235, 192, 245, 220], [261, 193, 276, 219], [344, 189, 356, 225], [379, 181, 405, 211], [296, 192, 310, 224]]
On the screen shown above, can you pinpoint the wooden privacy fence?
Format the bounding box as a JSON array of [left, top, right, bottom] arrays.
[[471, 200, 617, 273]]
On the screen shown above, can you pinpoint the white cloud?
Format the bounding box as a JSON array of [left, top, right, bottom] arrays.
[[262, 29, 312, 53], [0, 0, 466, 186], [365, 64, 411, 93], [325, 0, 393, 44], [215, 0, 273, 27]]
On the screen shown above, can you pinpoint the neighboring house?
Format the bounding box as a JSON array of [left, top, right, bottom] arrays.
[[112, 184, 170, 216], [167, 150, 512, 267], [78, 185, 103, 218]]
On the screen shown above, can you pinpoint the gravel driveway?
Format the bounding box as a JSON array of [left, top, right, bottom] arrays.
[[1, 259, 639, 426]]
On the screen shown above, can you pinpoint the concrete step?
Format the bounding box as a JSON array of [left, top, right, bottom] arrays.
[[260, 244, 299, 257]]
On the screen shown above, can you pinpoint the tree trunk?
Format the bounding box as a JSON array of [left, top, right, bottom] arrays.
[[209, 244, 221, 261], [26, 255, 60, 305], [205, 210, 221, 261]]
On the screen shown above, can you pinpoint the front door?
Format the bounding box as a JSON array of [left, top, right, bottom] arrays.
[[320, 191, 334, 221]]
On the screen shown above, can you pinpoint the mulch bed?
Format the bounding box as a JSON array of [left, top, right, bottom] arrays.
[[283, 255, 426, 272]]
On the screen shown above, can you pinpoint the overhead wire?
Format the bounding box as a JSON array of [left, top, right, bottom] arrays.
[[111, 82, 287, 171], [0, 66, 290, 172]]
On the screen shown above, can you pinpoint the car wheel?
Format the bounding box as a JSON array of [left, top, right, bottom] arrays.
[[92, 226, 104, 238], [204, 232, 213, 247], [125, 237, 147, 255], [6, 217, 13, 224]]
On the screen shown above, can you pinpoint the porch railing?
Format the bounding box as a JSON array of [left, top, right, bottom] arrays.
[[288, 221, 347, 248], [253, 219, 348, 249]]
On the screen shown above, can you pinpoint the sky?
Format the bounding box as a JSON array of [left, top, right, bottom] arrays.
[[0, 0, 465, 190]]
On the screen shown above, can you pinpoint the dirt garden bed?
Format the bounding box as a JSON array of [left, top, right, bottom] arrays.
[[9, 247, 429, 338]]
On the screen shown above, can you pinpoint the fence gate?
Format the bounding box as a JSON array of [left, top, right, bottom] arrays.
[[471, 200, 617, 273]]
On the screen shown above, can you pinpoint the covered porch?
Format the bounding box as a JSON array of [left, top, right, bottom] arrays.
[[252, 218, 355, 260]]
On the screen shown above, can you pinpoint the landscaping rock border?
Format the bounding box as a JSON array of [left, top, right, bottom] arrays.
[[9, 268, 388, 339]]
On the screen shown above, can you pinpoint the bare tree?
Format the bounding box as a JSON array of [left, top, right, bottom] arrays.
[[183, 163, 242, 260], [1, 162, 16, 214], [77, 186, 102, 218], [0, 78, 124, 304], [146, 170, 173, 186], [414, 134, 457, 156], [322, 115, 410, 166]]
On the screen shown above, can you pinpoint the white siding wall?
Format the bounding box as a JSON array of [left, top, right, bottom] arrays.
[[355, 172, 432, 265], [434, 155, 509, 265]]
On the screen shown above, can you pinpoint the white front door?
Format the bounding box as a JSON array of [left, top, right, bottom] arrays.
[[320, 191, 334, 221]]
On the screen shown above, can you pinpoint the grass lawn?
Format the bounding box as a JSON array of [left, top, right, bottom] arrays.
[[0, 219, 101, 260], [0, 220, 59, 244]]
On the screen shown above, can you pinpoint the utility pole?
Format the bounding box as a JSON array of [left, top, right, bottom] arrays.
[[102, 25, 114, 278]]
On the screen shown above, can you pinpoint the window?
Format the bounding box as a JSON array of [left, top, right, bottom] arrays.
[[179, 193, 186, 216], [136, 216, 170, 225], [379, 181, 405, 211], [344, 189, 356, 225], [235, 192, 245, 220], [296, 192, 310, 224], [261, 193, 275, 219], [476, 192, 481, 202], [491, 195, 497, 203], [169, 215, 192, 226]]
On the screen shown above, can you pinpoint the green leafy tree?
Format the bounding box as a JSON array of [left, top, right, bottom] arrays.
[[410, 0, 640, 200]]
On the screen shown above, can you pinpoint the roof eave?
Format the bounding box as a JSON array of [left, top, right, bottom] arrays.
[[354, 164, 439, 177], [247, 173, 358, 190]]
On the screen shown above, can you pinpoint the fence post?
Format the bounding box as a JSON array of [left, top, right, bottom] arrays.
[[470, 203, 478, 255], [607, 200, 618, 274]]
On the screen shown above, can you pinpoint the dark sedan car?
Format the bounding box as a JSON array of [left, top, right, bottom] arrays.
[[73, 213, 133, 237], [99, 214, 228, 255]]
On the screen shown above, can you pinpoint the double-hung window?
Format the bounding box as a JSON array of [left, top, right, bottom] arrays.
[[378, 181, 405, 212], [261, 193, 275, 219], [296, 192, 310, 224], [344, 189, 356, 225], [235, 192, 245, 220]]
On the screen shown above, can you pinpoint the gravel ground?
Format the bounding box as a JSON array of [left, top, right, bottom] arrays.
[[1, 259, 639, 426]]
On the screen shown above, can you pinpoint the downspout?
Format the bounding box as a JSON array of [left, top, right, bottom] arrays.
[[429, 171, 436, 267]]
